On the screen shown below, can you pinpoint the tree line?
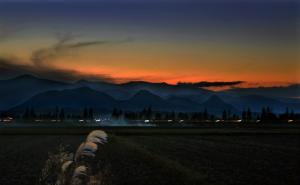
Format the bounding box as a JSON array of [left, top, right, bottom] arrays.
[[0, 107, 95, 121], [1, 106, 299, 123], [112, 106, 299, 123]]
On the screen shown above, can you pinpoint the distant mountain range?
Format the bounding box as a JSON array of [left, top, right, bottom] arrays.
[[224, 85, 300, 98], [1, 74, 300, 114], [0, 74, 68, 110], [11, 87, 237, 115]]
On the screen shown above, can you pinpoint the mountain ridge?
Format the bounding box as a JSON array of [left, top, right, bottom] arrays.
[[1, 74, 300, 113]]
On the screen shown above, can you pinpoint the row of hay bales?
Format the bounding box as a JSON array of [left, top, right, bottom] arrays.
[[56, 130, 108, 185]]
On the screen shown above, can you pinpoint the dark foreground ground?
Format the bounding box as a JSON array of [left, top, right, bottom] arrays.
[[0, 130, 299, 185]]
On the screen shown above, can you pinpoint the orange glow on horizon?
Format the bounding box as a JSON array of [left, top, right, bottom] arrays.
[[56, 64, 299, 89], [50, 40, 299, 87], [3, 38, 298, 88]]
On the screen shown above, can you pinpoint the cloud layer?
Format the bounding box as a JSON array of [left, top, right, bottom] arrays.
[[177, 81, 244, 87], [0, 32, 133, 82], [0, 58, 114, 82], [31, 33, 132, 67]]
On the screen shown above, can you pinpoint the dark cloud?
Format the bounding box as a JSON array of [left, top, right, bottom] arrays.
[[0, 57, 247, 86], [0, 57, 114, 82], [0, 32, 133, 82], [31, 33, 133, 67], [69, 38, 133, 48], [177, 81, 244, 87]]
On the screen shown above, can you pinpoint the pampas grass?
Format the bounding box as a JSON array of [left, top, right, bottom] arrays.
[[39, 130, 108, 185]]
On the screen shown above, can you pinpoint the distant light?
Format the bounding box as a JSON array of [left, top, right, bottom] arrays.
[[95, 119, 101, 122], [288, 120, 294, 123], [167, 120, 173, 122], [179, 120, 184, 123], [237, 120, 242, 123], [1, 117, 13, 122], [256, 120, 261, 123], [144, 120, 150, 123]]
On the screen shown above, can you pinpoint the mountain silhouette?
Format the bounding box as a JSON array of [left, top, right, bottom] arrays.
[[2, 74, 300, 114], [121, 81, 211, 98], [167, 96, 201, 111], [121, 90, 172, 111], [0, 74, 69, 110], [11, 89, 208, 113], [225, 85, 300, 98], [229, 94, 300, 113], [11, 87, 118, 113], [200, 95, 237, 114]]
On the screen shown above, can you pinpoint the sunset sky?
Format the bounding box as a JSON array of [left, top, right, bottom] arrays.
[[0, 0, 299, 86]]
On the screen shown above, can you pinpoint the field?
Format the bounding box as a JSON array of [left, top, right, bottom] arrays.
[[0, 128, 299, 185]]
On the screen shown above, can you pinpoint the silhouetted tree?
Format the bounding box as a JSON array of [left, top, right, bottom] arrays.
[[55, 106, 59, 119], [22, 107, 30, 120], [83, 108, 88, 119], [222, 110, 227, 120], [89, 108, 94, 119], [59, 108, 65, 121], [155, 112, 162, 120], [178, 112, 188, 120], [119, 110, 123, 119], [290, 110, 295, 120], [124, 112, 138, 120], [261, 107, 267, 121], [256, 114, 260, 121], [112, 108, 118, 119], [227, 110, 231, 120], [260, 107, 277, 122], [196, 112, 203, 121], [145, 107, 152, 119], [247, 108, 252, 122], [232, 114, 239, 120], [203, 109, 208, 120], [170, 111, 176, 120], [111, 108, 122, 119], [140, 108, 147, 119], [30, 107, 36, 119]]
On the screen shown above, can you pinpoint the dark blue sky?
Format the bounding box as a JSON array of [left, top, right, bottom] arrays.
[[0, 0, 298, 43]]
